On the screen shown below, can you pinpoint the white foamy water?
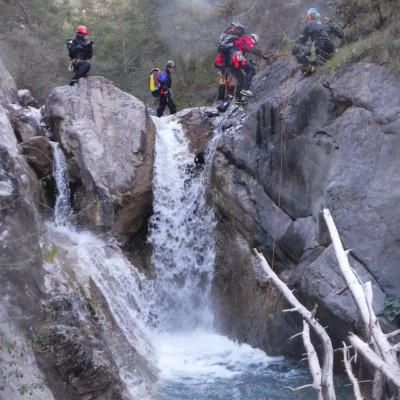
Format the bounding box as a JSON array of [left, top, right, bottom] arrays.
[[51, 142, 72, 226], [149, 116, 216, 332], [45, 114, 351, 399], [153, 330, 283, 382], [153, 330, 318, 400], [42, 224, 156, 399]]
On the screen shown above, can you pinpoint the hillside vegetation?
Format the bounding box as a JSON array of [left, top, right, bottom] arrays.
[[0, 0, 398, 107]]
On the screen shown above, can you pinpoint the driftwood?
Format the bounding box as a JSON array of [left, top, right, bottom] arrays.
[[342, 341, 363, 400], [323, 208, 400, 396], [254, 208, 400, 399], [254, 249, 336, 400]]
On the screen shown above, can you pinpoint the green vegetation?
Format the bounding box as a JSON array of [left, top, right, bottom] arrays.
[[325, 0, 400, 74], [43, 246, 57, 263], [383, 295, 400, 321], [0, 1, 399, 106]]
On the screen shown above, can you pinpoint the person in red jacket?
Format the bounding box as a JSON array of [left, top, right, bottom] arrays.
[[231, 33, 270, 103], [214, 52, 235, 112]]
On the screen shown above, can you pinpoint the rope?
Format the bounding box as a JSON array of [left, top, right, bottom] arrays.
[[264, 66, 295, 312]]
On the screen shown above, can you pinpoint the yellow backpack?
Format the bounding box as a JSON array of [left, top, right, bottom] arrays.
[[149, 68, 161, 97]]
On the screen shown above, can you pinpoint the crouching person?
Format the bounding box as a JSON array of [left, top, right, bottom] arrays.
[[67, 25, 93, 86]]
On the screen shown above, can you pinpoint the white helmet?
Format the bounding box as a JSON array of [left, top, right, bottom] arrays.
[[166, 60, 176, 69], [250, 33, 259, 44]]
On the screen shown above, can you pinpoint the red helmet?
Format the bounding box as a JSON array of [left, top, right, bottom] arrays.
[[76, 26, 89, 35]]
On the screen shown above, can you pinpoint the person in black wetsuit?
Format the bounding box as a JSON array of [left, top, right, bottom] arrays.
[[67, 25, 93, 86], [292, 8, 343, 75]]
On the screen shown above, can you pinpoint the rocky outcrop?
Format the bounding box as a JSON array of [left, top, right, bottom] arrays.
[[45, 77, 155, 239], [0, 92, 53, 398], [5, 104, 44, 142], [34, 294, 128, 400], [19, 136, 53, 179], [0, 67, 157, 398], [210, 60, 400, 355]]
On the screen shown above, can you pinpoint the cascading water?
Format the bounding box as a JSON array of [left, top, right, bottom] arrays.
[[44, 142, 157, 399], [148, 117, 215, 332], [149, 116, 342, 400], [51, 142, 72, 226], [44, 118, 351, 400]]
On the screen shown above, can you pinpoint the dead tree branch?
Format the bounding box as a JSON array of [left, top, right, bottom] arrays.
[[323, 208, 400, 393], [254, 249, 336, 400], [342, 342, 363, 400]]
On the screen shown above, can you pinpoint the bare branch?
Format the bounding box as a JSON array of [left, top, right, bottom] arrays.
[[283, 307, 299, 313], [302, 321, 323, 399], [254, 249, 336, 400], [289, 332, 303, 340], [386, 329, 400, 339], [323, 209, 399, 367], [335, 285, 348, 295], [235, 1, 256, 19], [342, 342, 363, 400], [287, 384, 315, 392], [349, 334, 400, 389]]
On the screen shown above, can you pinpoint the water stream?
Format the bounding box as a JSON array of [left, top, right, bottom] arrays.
[[46, 115, 352, 400], [50, 142, 72, 226]]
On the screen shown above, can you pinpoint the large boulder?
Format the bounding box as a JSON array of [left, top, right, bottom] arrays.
[[45, 77, 155, 239]]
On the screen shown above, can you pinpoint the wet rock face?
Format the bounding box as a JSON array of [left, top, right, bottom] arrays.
[[19, 136, 54, 179], [209, 61, 400, 354], [175, 107, 215, 155], [39, 325, 121, 399], [0, 99, 52, 399]]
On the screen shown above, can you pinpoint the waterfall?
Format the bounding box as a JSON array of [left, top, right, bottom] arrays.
[[149, 116, 319, 400], [148, 117, 215, 332], [50, 142, 72, 226], [44, 118, 350, 399]]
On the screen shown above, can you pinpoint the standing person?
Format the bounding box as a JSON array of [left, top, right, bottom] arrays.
[[157, 60, 177, 118], [214, 52, 235, 112], [231, 33, 270, 103], [292, 8, 344, 75], [67, 26, 93, 86]]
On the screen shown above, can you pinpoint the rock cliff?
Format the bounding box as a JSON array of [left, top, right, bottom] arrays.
[[210, 58, 400, 356]]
